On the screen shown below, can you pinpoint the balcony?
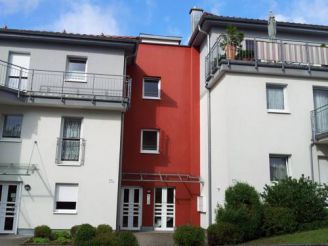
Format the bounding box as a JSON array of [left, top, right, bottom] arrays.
[[0, 60, 132, 109], [311, 105, 328, 143], [205, 37, 328, 82]]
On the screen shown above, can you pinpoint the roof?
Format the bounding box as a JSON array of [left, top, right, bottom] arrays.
[[0, 28, 139, 53], [189, 12, 328, 46]]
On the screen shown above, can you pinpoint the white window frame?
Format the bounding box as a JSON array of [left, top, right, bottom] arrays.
[[54, 183, 79, 214], [269, 154, 291, 182], [57, 117, 83, 166], [266, 83, 289, 114], [140, 129, 160, 154], [142, 78, 161, 100], [65, 56, 88, 83], [0, 114, 23, 143]]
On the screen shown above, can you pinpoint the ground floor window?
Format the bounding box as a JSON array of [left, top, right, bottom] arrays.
[[54, 184, 78, 213], [269, 155, 289, 181]]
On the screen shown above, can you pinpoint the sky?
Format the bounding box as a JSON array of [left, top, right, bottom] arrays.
[[1, 0, 328, 43]]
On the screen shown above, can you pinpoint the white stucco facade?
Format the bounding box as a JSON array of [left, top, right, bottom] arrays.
[[0, 105, 122, 233]]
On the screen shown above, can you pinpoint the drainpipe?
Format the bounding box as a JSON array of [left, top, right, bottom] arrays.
[[310, 143, 315, 180], [115, 41, 139, 230], [198, 24, 213, 226]]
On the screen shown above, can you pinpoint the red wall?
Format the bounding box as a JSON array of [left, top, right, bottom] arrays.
[[123, 43, 200, 226]]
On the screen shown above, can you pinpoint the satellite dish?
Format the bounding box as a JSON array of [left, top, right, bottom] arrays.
[[268, 11, 277, 39]]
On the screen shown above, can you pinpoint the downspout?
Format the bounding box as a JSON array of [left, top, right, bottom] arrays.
[[310, 143, 315, 180], [198, 24, 213, 225], [115, 41, 139, 230]]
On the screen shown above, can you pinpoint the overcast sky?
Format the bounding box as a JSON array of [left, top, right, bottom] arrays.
[[1, 0, 328, 43]]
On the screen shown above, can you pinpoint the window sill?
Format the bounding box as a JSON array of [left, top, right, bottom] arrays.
[[56, 161, 82, 166], [53, 211, 77, 215], [142, 97, 161, 100], [267, 110, 290, 115], [0, 138, 22, 143], [140, 150, 160, 154]]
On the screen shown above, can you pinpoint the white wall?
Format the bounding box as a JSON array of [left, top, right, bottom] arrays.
[[0, 105, 122, 231], [207, 73, 328, 224]]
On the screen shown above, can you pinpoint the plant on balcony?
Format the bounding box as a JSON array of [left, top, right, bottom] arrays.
[[237, 49, 254, 61], [220, 26, 244, 60]]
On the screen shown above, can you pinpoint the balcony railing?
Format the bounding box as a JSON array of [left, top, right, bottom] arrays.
[[55, 138, 86, 165], [205, 37, 328, 81], [0, 59, 132, 104]]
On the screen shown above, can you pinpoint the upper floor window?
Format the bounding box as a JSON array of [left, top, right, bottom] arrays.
[[140, 129, 159, 154], [143, 78, 160, 99], [2, 115, 23, 138], [54, 183, 78, 213], [269, 155, 289, 181], [60, 118, 82, 161], [65, 57, 87, 82], [266, 84, 287, 112]]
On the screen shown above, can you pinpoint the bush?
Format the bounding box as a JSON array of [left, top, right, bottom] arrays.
[[262, 176, 328, 226], [207, 222, 243, 245], [173, 225, 205, 246], [115, 231, 138, 246], [34, 225, 52, 239], [32, 237, 50, 244], [74, 224, 96, 245], [91, 232, 118, 246], [55, 236, 71, 245], [71, 225, 81, 238], [216, 182, 263, 241], [52, 230, 71, 240], [262, 206, 297, 236], [96, 224, 113, 236]]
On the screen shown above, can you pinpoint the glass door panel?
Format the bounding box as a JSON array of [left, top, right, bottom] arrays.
[[154, 187, 175, 231], [120, 187, 142, 230]]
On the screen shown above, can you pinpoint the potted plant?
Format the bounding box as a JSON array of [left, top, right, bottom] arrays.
[[237, 49, 254, 61], [220, 26, 244, 60]]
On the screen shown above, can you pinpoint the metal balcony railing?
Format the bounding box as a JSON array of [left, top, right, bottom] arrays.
[[55, 138, 86, 165], [205, 37, 328, 81], [311, 105, 328, 141], [0, 59, 132, 104]]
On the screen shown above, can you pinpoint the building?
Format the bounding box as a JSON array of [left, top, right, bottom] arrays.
[[0, 28, 137, 234], [120, 34, 200, 231], [189, 8, 328, 227]]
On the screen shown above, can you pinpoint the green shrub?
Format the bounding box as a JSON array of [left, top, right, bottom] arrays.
[[55, 236, 72, 245], [91, 232, 118, 246], [115, 231, 138, 246], [71, 225, 81, 238], [74, 224, 96, 245], [262, 176, 328, 226], [52, 230, 71, 240], [207, 222, 243, 245], [262, 206, 297, 236], [32, 237, 50, 244], [96, 224, 113, 236], [216, 182, 263, 241], [173, 225, 205, 246], [34, 225, 52, 239]]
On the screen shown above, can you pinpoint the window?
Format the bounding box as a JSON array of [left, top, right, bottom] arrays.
[[143, 78, 160, 99], [61, 118, 82, 161], [54, 184, 78, 213], [269, 155, 289, 181], [65, 57, 87, 82], [266, 84, 287, 111], [2, 115, 23, 138], [141, 129, 159, 153]]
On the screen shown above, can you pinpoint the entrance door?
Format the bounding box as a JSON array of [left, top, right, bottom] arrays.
[[154, 187, 175, 231], [313, 89, 328, 134], [0, 183, 20, 233], [7, 53, 30, 91], [120, 187, 142, 230]]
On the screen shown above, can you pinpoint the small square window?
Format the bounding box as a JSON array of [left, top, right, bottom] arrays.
[[266, 84, 287, 111], [55, 184, 78, 213], [141, 129, 159, 153], [65, 57, 87, 82], [143, 78, 160, 99], [2, 115, 23, 138], [269, 155, 289, 181]]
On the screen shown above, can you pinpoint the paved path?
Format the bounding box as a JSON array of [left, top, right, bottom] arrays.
[[0, 235, 29, 246], [135, 232, 174, 246]]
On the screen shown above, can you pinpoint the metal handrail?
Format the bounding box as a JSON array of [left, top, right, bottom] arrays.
[[205, 36, 328, 81], [0, 59, 131, 103]]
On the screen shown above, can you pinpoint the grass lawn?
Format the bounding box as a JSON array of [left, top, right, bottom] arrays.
[[245, 227, 328, 245]]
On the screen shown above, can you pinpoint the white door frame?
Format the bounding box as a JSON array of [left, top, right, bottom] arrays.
[[0, 182, 21, 234], [154, 187, 175, 231], [120, 186, 143, 230]]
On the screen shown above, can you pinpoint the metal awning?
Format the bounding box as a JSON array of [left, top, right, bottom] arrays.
[[0, 163, 37, 176], [122, 172, 203, 184]]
